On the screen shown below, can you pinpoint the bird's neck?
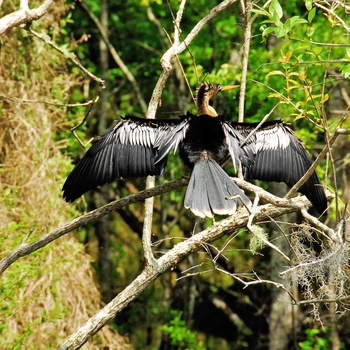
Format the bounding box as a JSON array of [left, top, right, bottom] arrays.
[[196, 94, 218, 117]]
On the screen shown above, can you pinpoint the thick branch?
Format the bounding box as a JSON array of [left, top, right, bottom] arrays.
[[0, 0, 54, 35], [59, 196, 312, 350]]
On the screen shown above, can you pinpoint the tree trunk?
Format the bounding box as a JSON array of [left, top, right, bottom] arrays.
[[95, 0, 113, 303]]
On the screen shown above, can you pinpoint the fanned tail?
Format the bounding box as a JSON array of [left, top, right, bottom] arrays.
[[184, 160, 250, 218]]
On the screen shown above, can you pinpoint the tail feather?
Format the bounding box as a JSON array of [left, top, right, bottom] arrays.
[[184, 160, 250, 218]]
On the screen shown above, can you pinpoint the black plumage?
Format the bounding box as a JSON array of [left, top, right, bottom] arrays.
[[63, 83, 327, 217]]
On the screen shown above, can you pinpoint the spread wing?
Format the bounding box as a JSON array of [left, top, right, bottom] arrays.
[[221, 120, 255, 171], [224, 120, 327, 214], [63, 116, 186, 202]]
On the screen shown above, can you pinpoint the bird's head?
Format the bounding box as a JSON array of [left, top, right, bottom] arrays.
[[196, 83, 239, 117]]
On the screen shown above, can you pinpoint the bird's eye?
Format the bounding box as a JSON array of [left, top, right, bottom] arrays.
[[217, 84, 222, 91]]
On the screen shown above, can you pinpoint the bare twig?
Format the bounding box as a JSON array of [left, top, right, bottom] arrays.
[[78, 1, 147, 114], [314, 1, 350, 32], [70, 85, 101, 147], [141, 0, 190, 268], [232, 177, 334, 212], [28, 28, 105, 87], [0, 95, 96, 107], [301, 208, 336, 241], [246, 195, 291, 262], [216, 267, 297, 301], [142, 175, 157, 267], [237, 0, 273, 122], [238, 0, 252, 123], [288, 37, 350, 47]]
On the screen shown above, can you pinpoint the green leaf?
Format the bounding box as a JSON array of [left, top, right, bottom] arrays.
[[342, 63, 350, 79], [285, 16, 308, 31], [346, 48, 350, 60], [269, 0, 283, 20], [274, 27, 287, 38], [305, 0, 313, 11], [271, 9, 282, 27], [291, 113, 305, 121], [308, 7, 316, 23], [250, 8, 270, 17], [261, 26, 276, 39]]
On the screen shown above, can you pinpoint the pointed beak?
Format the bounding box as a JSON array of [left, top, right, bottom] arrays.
[[220, 85, 240, 91]]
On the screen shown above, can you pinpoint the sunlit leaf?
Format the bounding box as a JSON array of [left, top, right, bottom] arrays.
[[251, 8, 270, 17], [291, 113, 305, 121], [342, 64, 350, 78], [346, 48, 350, 60], [288, 79, 302, 87], [321, 94, 329, 104], [267, 70, 285, 77], [269, 0, 283, 20], [274, 27, 287, 38], [305, 0, 313, 11]]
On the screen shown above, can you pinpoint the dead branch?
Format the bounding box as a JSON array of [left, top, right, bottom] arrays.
[[0, 0, 54, 35], [142, 0, 239, 268], [27, 28, 105, 87], [59, 195, 313, 350], [0, 178, 188, 276]]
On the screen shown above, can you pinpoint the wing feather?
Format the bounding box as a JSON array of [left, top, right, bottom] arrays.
[[154, 117, 190, 164], [63, 116, 185, 202], [221, 121, 254, 171], [232, 120, 327, 214]]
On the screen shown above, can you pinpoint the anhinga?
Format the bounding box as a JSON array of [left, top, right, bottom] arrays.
[[63, 83, 327, 217]]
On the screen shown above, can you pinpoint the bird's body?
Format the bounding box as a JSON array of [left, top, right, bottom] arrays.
[[63, 83, 327, 217], [179, 115, 228, 167]]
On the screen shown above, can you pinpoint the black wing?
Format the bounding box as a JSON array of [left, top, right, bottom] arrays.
[[224, 121, 327, 214], [221, 119, 255, 171], [154, 115, 190, 164], [63, 116, 186, 202]]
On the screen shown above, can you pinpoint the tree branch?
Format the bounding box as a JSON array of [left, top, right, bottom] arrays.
[[78, 1, 147, 114], [147, 0, 238, 119], [28, 28, 105, 87], [0, 0, 54, 35], [59, 195, 312, 349], [0, 178, 188, 276]]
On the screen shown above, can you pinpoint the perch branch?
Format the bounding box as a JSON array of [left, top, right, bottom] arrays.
[[59, 195, 313, 349]]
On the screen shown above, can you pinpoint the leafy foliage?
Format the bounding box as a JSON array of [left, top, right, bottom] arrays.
[[161, 310, 206, 350]]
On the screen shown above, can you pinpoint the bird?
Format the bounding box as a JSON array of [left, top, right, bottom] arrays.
[[62, 83, 327, 218]]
